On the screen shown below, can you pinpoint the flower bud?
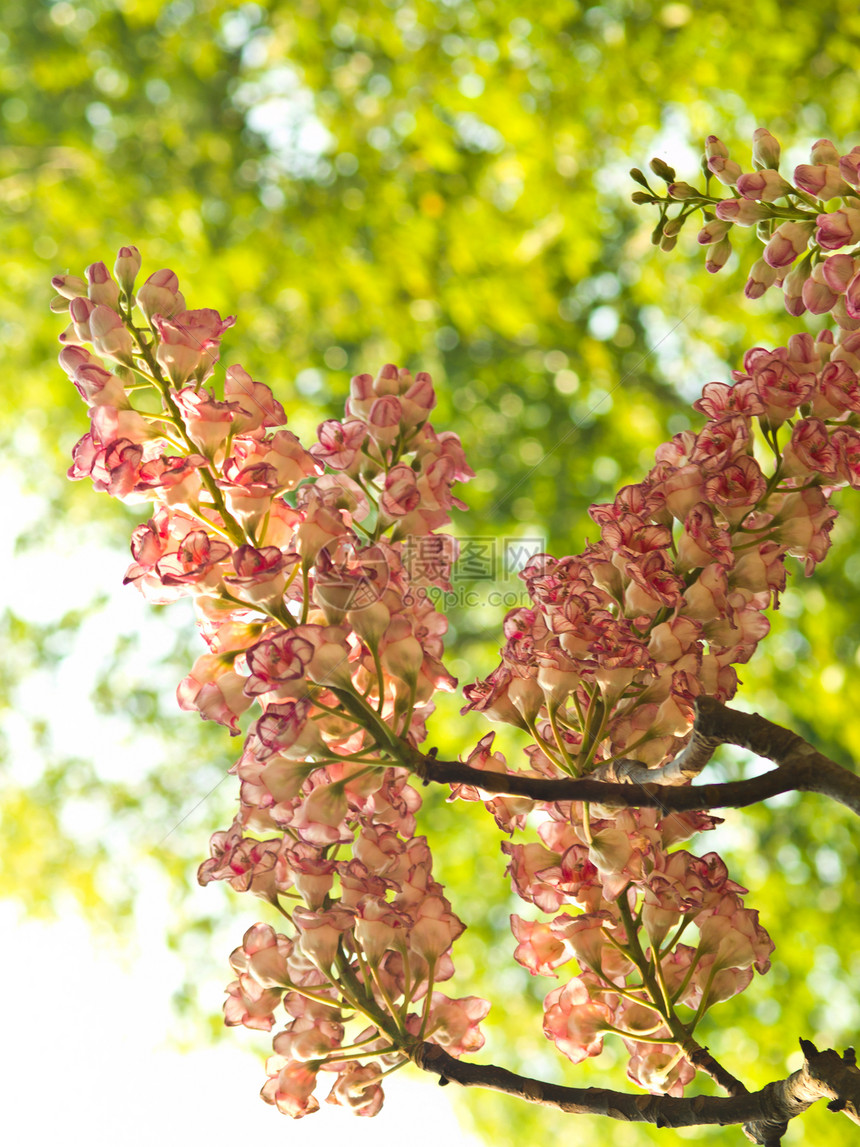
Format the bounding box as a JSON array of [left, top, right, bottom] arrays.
[[666, 181, 698, 199], [715, 198, 771, 226], [707, 155, 742, 187], [744, 257, 778, 300], [794, 164, 848, 201], [810, 138, 840, 166], [763, 221, 815, 268], [697, 219, 732, 245], [782, 262, 807, 317], [89, 304, 135, 363], [751, 128, 781, 170], [816, 207, 860, 251], [801, 264, 838, 315], [736, 169, 792, 202], [69, 295, 95, 341], [649, 157, 676, 182], [86, 262, 121, 308], [51, 274, 88, 300], [705, 135, 730, 161], [114, 245, 142, 294], [705, 236, 732, 273], [137, 268, 183, 322], [838, 149, 860, 188]]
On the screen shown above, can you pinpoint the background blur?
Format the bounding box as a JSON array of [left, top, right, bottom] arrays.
[[2, 1, 860, 1143]]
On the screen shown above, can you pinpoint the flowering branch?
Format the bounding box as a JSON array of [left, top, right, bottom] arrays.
[[52, 126, 860, 1133], [404, 697, 860, 816], [411, 1038, 860, 1142]]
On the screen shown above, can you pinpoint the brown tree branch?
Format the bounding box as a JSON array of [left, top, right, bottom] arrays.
[[405, 699, 860, 817], [410, 1039, 860, 1144]]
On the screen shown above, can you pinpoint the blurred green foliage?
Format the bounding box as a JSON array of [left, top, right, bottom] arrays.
[[2, 0, 859, 1142]]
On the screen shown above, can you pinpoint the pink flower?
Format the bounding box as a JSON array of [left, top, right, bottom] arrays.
[[801, 268, 839, 316], [543, 976, 613, 1064], [408, 894, 465, 962], [293, 905, 355, 971], [820, 253, 857, 294], [173, 387, 240, 454], [696, 219, 731, 245], [244, 631, 316, 698], [224, 365, 287, 433], [744, 257, 778, 299], [366, 395, 402, 449], [418, 993, 490, 1057], [223, 544, 295, 605], [689, 415, 751, 472], [381, 463, 421, 516], [703, 456, 767, 524], [176, 652, 252, 733], [260, 1059, 320, 1118], [676, 503, 733, 570], [625, 1041, 695, 1096], [781, 418, 838, 479], [697, 902, 774, 973], [752, 127, 781, 169], [706, 155, 741, 186], [311, 419, 367, 470], [833, 425, 860, 487], [551, 911, 626, 975], [327, 1065, 385, 1116], [502, 840, 565, 912], [197, 821, 283, 898], [743, 347, 815, 426], [510, 915, 567, 976], [771, 487, 837, 574], [839, 147, 860, 186], [134, 453, 207, 507], [272, 1016, 345, 1064], [400, 372, 436, 428], [152, 308, 236, 385], [223, 977, 283, 1031], [155, 529, 233, 588], [68, 433, 145, 500], [230, 922, 294, 988]]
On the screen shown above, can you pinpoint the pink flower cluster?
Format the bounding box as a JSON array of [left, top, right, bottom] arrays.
[[221, 830, 488, 1118], [53, 248, 485, 1118], [455, 323, 860, 1092], [510, 805, 772, 1094], [462, 329, 856, 772]]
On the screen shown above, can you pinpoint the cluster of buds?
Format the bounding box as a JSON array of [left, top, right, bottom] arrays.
[[52, 248, 484, 1118], [456, 321, 860, 1091], [634, 130, 860, 324]]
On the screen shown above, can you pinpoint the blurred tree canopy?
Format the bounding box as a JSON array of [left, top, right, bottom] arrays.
[[2, 1, 859, 1143]]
